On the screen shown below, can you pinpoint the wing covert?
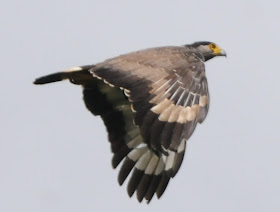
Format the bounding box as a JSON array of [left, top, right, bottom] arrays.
[[90, 46, 209, 154]]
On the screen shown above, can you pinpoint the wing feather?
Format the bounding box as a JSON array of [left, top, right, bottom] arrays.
[[84, 46, 209, 202]]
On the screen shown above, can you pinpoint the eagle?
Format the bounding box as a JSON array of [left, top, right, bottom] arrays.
[[34, 41, 226, 203]]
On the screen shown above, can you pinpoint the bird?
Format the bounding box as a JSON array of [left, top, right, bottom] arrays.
[[34, 41, 226, 203]]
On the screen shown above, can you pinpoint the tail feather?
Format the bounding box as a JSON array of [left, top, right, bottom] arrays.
[[33, 65, 95, 85], [34, 72, 68, 84]]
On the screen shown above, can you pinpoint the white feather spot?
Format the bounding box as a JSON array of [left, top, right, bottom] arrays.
[[124, 89, 130, 97], [199, 95, 208, 107], [145, 154, 159, 174], [177, 139, 186, 153], [165, 151, 176, 171], [186, 105, 199, 121], [177, 107, 189, 123], [103, 79, 109, 85], [168, 106, 182, 122], [130, 104, 137, 112], [128, 146, 148, 162], [64, 66, 83, 72], [155, 157, 165, 175], [151, 99, 171, 114], [158, 104, 174, 121], [135, 151, 152, 171]]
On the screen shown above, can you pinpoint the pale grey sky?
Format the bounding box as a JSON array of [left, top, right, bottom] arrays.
[[1, 0, 280, 211]]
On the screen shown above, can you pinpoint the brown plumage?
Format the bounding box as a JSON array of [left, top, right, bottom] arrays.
[[34, 41, 226, 203]]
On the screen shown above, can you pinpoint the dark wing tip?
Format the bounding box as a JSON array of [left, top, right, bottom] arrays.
[[136, 174, 153, 202], [127, 169, 144, 197], [118, 158, 135, 185], [156, 171, 170, 198]]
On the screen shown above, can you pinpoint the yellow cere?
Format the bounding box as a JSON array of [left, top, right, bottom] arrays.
[[209, 43, 222, 55]]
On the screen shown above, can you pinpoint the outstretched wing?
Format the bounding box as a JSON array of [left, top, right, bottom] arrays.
[[87, 46, 209, 202], [34, 46, 209, 203]]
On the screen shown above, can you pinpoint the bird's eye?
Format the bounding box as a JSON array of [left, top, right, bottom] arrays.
[[209, 43, 216, 50]]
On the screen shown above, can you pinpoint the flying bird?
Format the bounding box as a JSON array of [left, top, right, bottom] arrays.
[[34, 41, 226, 203]]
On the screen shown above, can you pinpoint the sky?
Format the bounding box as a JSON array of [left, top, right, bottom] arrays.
[[1, 0, 280, 211]]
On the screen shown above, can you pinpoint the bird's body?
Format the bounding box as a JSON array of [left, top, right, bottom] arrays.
[[34, 41, 226, 203]]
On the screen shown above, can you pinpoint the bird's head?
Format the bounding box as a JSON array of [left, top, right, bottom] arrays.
[[188, 41, 227, 61]]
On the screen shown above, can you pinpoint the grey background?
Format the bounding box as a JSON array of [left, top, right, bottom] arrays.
[[1, 0, 279, 211]]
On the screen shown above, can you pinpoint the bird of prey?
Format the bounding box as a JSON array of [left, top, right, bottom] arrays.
[[34, 41, 226, 203]]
